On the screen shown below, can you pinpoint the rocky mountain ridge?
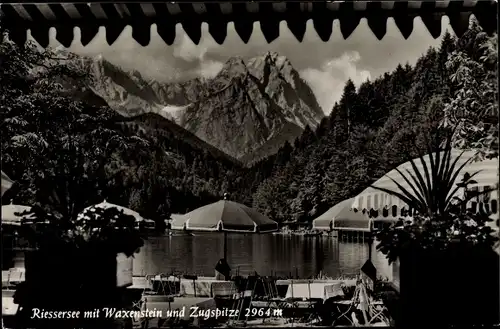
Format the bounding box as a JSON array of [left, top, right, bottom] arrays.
[[55, 49, 325, 163]]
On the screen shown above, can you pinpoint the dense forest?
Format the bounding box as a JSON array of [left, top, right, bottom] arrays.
[[1, 19, 497, 227]]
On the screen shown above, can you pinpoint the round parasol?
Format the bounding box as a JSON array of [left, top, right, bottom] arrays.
[[1, 171, 14, 197], [77, 200, 145, 222], [180, 199, 278, 233], [173, 196, 278, 267]]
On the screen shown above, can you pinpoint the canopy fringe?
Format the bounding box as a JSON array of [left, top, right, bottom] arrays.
[[0, 1, 497, 47]]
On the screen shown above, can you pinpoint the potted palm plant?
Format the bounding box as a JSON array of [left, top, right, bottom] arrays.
[[372, 137, 499, 327]]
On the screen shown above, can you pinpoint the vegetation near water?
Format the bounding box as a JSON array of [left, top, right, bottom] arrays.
[[1, 19, 497, 230]]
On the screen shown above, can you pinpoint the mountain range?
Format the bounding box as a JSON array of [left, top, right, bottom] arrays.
[[55, 49, 325, 164]]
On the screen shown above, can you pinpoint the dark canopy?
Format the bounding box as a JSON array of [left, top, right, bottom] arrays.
[[1, 2, 496, 47]]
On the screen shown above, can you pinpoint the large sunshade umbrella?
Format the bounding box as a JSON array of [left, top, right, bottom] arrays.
[[174, 197, 278, 259], [1, 171, 13, 197], [77, 200, 144, 222], [182, 200, 278, 233], [351, 149, 499, 220], [312, 198, 372, 232]]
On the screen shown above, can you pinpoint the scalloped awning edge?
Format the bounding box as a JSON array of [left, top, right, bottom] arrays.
[[0, 1, 497, 47]]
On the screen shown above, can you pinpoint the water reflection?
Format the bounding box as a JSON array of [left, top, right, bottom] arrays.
[[133, 233, 392, 279], [315, 238, 325, 275]]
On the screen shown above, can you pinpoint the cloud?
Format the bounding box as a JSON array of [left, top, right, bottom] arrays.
[[197, 60, 224, 79], [173, 33, 212, 62], [172, 29, 223, 78], [301, 51, 371, 114]]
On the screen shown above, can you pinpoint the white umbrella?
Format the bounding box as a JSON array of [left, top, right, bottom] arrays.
[[1, 201, 34, 226], [1, 171, 13, 197], [77, 200, 144, 222], [351, 149, 499, 218], [312, 198, 372, 232]]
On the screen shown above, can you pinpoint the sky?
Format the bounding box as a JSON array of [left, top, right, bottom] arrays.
[[41, 17, 453, 113]]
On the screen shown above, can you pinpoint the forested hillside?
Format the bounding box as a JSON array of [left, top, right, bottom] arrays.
[[250, 20, 498, 223]]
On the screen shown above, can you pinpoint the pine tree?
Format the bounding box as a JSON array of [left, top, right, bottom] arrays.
[[338, 79, 357, 137], [437, 31, 456, 72], [355, 80, 374, 127], [297, 125, 316, 149], [274, 141, 293, 169]]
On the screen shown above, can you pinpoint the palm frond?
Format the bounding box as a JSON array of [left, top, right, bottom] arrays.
[[443, 152, 473, 195], [371, 142, 486, 219], [370, 180, 419, 211], [444, 170, 483, 208], [394, 167, 428, 208], [438, 143, 454, 181], [418, 153, 434, 209], [407, 159, 432, 210], [455, 185, 498, 210]]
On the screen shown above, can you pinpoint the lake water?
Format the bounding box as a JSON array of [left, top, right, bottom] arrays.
[[133, 233, 393, 279]]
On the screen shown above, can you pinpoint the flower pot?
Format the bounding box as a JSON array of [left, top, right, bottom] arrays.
[[396, 243, 499, 327]]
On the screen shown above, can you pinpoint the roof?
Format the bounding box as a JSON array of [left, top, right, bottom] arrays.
[[0, 2, 496, 46], [313, 198, 372, 232]]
